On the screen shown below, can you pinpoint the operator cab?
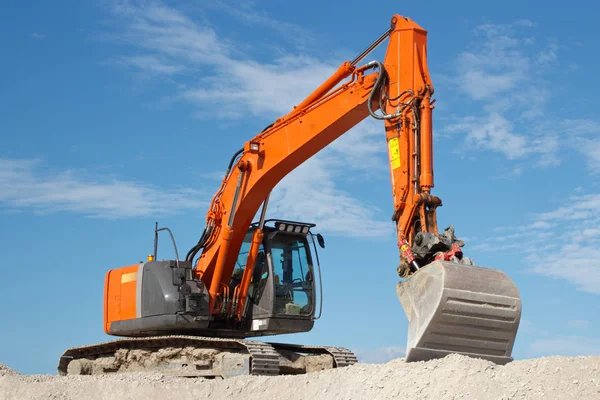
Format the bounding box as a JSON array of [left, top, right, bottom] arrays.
[[230, 219, 324, 336]]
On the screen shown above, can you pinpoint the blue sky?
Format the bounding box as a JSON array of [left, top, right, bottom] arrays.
[[1, 0, 599, 374]]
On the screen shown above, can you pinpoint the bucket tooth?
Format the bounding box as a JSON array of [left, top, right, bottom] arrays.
[[397, 260, 522, 365]]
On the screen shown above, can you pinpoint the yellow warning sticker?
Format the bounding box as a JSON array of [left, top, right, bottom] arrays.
[[389, 137, 401, 169], [121, 272, 137, 284]]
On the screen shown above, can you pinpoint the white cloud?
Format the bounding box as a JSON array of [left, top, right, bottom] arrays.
[[117, 55, 184, 75], [556, 119, 600, 174], [268, 156, 391, 237], [444, 20, 599, 172], [111, 1, 230, 67], [576, 137, 600, 174], [528, 245, 600, 294], [182, 55, 336, 118], [446, 114, 528, 159], [474, 192, 600, 294], [353, 346, 405, 363], [201, 0, 316, 47], [536, 43, 558, 65], [514, 19, 536, 28], [456, 22, 530, 101], [30, 32, 45, 40], [325, 119, 394, 172], [110, 1, 338, 118], [537, 193, 600, 222], [105, 1, 393, 237], [444, 21, 542, 161], [528, 220, 555, 230], [0, 158, 204, 219]]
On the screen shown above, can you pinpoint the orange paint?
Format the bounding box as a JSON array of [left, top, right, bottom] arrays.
[[419, 95, 434, 191], [103, 264, 139, 333]]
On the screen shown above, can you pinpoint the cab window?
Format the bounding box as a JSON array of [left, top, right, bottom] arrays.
[[270, 233, 313, 315]]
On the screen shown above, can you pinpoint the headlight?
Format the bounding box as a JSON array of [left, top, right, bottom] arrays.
[[302, 226, 309, 234], [278, 223, 286, 231], [286, 225, 294, 232], [294, 226, 301, 233]]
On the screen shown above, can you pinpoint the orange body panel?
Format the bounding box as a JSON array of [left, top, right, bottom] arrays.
[[103, 264, 140, 333]]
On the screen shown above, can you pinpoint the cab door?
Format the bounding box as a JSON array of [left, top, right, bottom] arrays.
[[248, 231, 316, 320]]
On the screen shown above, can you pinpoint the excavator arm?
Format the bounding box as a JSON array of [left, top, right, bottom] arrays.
[[190, 15, 440, 317]]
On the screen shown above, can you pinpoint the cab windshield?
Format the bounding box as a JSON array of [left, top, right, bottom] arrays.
[[269, 233, 314, 316]]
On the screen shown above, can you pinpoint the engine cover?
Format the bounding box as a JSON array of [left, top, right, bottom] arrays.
[[104, 260, 211, 336]]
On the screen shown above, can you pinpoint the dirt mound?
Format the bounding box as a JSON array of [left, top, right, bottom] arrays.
[[1, 354, 599, 399], [0, 363, 19, 376]]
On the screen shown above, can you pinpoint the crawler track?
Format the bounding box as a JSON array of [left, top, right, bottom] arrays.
[[58, 335, 357, 378]]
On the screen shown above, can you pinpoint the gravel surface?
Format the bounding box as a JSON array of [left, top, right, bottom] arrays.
[[1, 354, 599, 400], [0, 363, 19, 377]]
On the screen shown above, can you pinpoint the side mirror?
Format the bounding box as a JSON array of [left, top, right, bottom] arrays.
[[316, 233, 325, 249]]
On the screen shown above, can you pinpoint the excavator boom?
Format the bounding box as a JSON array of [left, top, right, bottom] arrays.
[[191, 15, 449, 317]]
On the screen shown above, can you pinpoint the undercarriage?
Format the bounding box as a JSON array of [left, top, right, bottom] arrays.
[[58, 336, 357, 378]]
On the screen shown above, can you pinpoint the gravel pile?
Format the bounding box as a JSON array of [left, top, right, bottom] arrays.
[[0, 363, 19, 377], [0, 354, 599, 399]]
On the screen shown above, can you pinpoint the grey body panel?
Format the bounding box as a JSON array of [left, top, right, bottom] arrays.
[[242, 317, 315, 338], [135, 264, 143, 318], [110, 260, 211, 337], [139, 260, 209, 318], [109, 315, 313, 338], [109, 314, 211, 336]]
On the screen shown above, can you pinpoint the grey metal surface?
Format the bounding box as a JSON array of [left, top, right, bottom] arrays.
[[221, 354, 251, 378], [350, 27, 392, 66], [108, 314, 212, 336], [152, 354, 251, 378], [323, 347, 359, 368], [270, 343, 358, 368], [135, 262, 144, 318], [396, 260, 521, 364], [140, 260, 207, 319], [154, 226, 181, 268], [246, 317, 315, 337], [245, 342, 280, 375]]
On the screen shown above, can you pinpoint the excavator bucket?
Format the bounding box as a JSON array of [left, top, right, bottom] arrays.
[[397, 260, 521, 365]]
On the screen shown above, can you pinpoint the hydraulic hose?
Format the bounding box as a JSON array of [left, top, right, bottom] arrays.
[[367, 61, 415, 121]]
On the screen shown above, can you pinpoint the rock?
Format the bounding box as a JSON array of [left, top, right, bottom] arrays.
[[0, 363, 19, 376]]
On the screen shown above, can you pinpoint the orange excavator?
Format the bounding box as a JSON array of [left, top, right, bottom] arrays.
[[59, 14, 522, 378]]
